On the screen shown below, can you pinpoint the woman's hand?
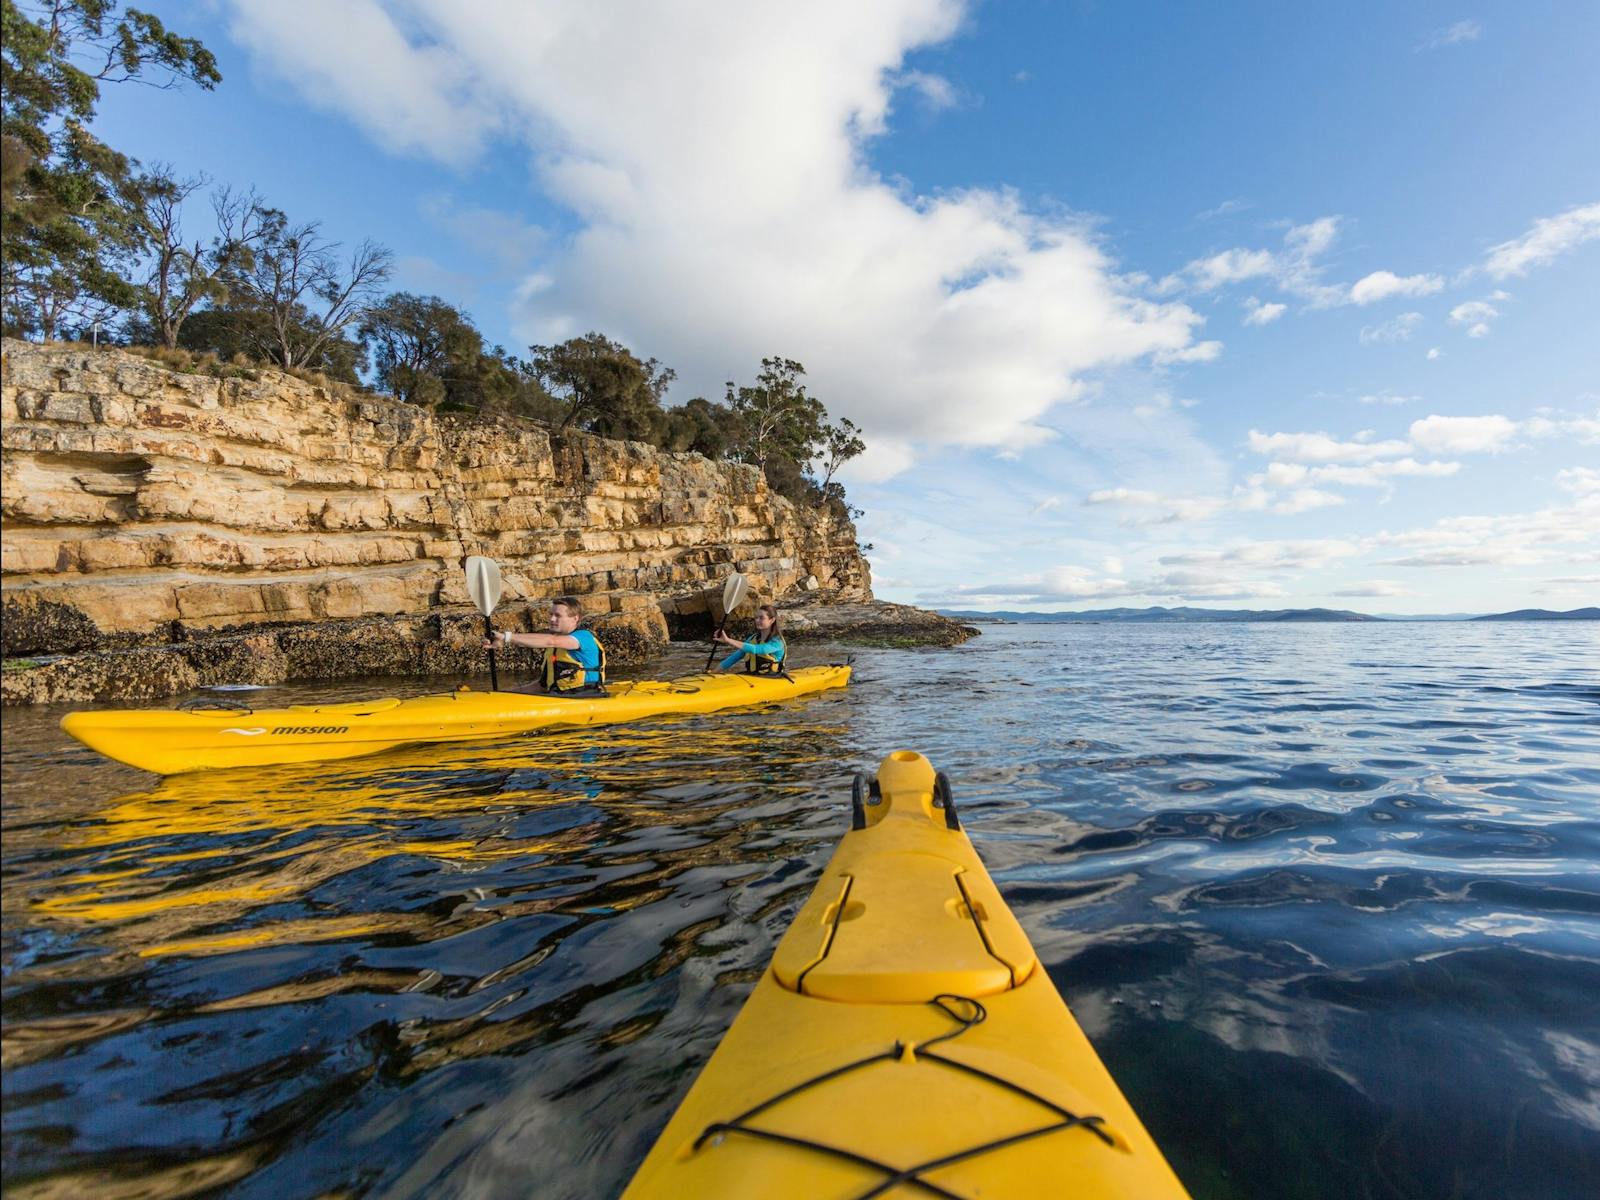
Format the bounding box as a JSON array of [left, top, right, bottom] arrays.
[[713, 629, 740, 648]]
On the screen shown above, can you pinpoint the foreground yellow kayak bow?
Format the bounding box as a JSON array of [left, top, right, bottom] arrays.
[[624, 750, 1191, 1199]]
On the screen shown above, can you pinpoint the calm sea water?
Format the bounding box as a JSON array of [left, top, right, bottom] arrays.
[[3, 622, 1598, 1199]]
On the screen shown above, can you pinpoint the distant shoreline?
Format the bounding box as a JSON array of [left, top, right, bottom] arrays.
[[938, 605, 1600, 624]]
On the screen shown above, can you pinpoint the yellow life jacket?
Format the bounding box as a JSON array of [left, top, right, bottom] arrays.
[[543, 630, 607, 692], [743, 635, 786, 676]]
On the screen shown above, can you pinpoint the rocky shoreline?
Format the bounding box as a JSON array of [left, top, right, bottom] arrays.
[[1, 599, 977, 706], [1, 340, 976, 706]]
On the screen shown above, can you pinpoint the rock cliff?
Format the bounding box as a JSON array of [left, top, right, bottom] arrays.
[[1, 341, 908, 704]]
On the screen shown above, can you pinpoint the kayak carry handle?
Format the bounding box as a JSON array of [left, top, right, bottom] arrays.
[[850, 772, 880, 830], [934, 771, 960, 831]]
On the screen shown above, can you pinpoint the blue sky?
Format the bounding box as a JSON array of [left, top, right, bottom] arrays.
[[93, 2, 1599, 613]]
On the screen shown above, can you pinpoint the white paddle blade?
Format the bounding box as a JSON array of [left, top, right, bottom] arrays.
[[464, 556, 503, 618], [722, 572, 749, 615]]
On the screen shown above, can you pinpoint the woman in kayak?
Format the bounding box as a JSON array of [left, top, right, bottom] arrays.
[[714, 604, 787, 675], [486, 596, 607, 692]]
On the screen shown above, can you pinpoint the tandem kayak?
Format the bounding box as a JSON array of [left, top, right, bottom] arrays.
[[623, 750, 1190, 1199], [60, 665, 851, 775]]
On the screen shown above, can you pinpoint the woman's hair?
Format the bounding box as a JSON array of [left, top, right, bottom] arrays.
[[754, 603, 781, 639]]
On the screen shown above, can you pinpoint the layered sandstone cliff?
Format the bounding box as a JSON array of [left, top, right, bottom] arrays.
[[1, 341, 903, 704]]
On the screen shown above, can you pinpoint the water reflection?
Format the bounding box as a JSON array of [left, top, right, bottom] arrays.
[[3, 624, 1598, 1199]]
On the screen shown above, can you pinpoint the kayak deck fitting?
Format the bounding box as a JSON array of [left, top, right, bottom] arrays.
[[59, 665, 851, 775], [623, 751, 1190, 1199]]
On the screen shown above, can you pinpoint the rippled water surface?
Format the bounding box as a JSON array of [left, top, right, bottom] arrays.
[[4, 623, 1599, 1199]]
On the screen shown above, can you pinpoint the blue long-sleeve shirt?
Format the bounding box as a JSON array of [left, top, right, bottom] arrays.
[[719, 636, 785, 671]]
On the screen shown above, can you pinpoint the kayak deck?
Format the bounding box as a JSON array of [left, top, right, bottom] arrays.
[[60, 665, 851, 775], [623, 751, 1190, 1199]]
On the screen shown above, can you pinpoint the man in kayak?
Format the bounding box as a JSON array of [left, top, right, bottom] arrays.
[[713, 604, 788, 675], [486, 596, 607, 693]]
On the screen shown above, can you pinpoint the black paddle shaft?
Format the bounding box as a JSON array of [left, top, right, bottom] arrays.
[[482, 614, 500, 691], [704, 619, 723, 673]]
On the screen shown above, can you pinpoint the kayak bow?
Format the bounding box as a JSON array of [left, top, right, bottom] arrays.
[[60, 665, 850, 775], [623, 750, 1190, 1199]]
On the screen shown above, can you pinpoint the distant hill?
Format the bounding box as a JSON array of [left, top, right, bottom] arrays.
[[938, 606, 1379, 623], [1471, 607, 1600, 621]]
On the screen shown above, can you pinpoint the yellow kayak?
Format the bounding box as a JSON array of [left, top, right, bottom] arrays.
[[60, 665, 851, 775], [624, 751, 1191, 1199]]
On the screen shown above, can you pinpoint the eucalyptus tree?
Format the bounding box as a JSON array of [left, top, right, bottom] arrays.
[[724, 356, 824, 472], [129, 164, 246, 348], [526, 331, 677, 440], [1, 0, 220, 338], [216, 201, 392, 371]]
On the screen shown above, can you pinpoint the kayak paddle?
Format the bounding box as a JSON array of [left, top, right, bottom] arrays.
[[464, 555, 504, 691], [704, 572, 750, 671]]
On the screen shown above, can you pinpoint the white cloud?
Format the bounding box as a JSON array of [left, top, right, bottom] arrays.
[[1266, 487, 1345, 514], [1523, 413, 1600, 444], [1256, 458, 1461, 488], [1408, 414, 1518, 454], [1332, 581, 1416, 598], [224, 0, 507, 165], [945, 566, 1140, 602], [1556, 467, 1600, 497], [1243, 298, 1287, 325], [1157, 339, 1224, 364], [1031, 495, 1063, 514], [1164, 217, 1344, 306], [1426, 347, 1442, 360], [1534, 575, 1600, 597], [1285, 216, 1340, 259], [1087, 487, 1159, 506], [1373, 496, 1600, 568], [1159, 539, 1359, 571], [895, 69, 958, 111], [1416, 19, 1483, 51], [1169, 221, 1442, 312], [1381, 547, 1543, 568], [1357, 391, 1418, 406], [1149, 574, 1290, 600], [1246, 412, 1584, 503], [1484, 202, 1600, 278], [1196, 199, 1251, 222], [226, 0, 1216, 472], [1449, 298, 1500, 337], [1174, 247, 1278, 291], [1089, 477, 1352, 523], [846, 438, 919, 483], [1348, 270, 1444, 305], [1360, 312, 1424, 344], [941, 564, 1293, 605], [1085, 488, 1229, 524], [1247, 429, 1412, 463]]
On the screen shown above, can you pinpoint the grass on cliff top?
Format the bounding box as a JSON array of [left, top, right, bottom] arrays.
[[65, 343, 373, 399]]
